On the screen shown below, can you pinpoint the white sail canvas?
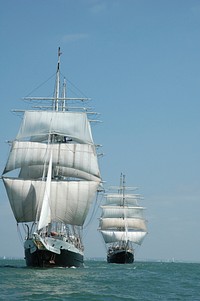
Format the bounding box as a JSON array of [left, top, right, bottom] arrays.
[[99, 218, 147, 231], [16, 111, 94, 144], [38, 151, 52, 230], [100, 230, 147, 245], [3, 178, 100, 226], [4, 141, 100, 178], [101, 206, 145, 219], [105, 194, 139, 205]]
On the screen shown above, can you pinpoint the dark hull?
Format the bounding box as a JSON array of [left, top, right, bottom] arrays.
[[107, 250, 134, 264], [25, 248, 84, 268]]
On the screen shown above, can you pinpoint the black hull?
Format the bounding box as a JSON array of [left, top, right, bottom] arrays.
[[25, 248, 84, 268], [107, 250, 134, 264]]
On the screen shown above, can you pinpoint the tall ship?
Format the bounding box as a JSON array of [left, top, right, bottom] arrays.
[[1, 48, 102, 268], [99, 174, 147, 264]]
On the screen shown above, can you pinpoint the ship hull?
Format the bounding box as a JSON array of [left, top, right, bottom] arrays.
[[24, 237, 84, 268], [107, 250, 134, 264], [25, 248, 84, 268]]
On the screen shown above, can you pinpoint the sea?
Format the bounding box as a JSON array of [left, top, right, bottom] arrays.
[[0, 258, 200, 301]]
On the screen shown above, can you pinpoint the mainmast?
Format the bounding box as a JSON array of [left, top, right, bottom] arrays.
[[54, 47, 62, 111], [119, 173, 125, 206], [122, 174, 128, 243], [22, 47, 92, 111], [122, 174, 125, 207]]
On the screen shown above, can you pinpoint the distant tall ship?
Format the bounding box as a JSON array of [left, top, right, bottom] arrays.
[[2, 48, 102, 268], [99, 174, 147, 264]]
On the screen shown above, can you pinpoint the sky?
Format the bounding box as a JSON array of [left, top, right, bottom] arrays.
[[0, 0, 200, 262]]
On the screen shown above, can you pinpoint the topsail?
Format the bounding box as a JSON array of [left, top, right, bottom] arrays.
[[16, 111, 94, 144]]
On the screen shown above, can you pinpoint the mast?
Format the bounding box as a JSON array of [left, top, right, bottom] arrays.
[[122, 174, 128, 243], [22, 46, 91, 111], [122, 173, 125, 206], [55, 47, 62, 111], [62, 78, 67, 111]]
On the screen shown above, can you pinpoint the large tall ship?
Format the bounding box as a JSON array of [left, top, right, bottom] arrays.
[[1, 48, 102, 267], [99, 174, 147, 264]]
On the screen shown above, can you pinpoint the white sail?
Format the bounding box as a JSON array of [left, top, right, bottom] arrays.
[[3, 141, 100, 178], [105, 194, 139, 205], [99, 218, 147, 231], [3, 177, 100, 225], [2, 178, 43, 223], [101, 206, 145, 219], [19, 166, 100, 182], [16, 111, 94, 144], [50, 181, 100, 225], [38, 151, 52, 230], [100, 230, 147, 245]]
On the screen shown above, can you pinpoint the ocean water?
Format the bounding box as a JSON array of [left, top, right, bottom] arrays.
[[0, 259, 200, 301]]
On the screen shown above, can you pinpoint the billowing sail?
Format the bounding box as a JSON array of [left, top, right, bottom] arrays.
[[19, 166, 100, 181], [105, 194, 139, 205], [38, 151, 52, 230], [101, 206, 145, 219], [100, 230, 147, 245], [2, 106, 101, 228], [3, 177, 100, 225], [99, 218, 147, 231], [16, 111, 93, 144], [3, 141, 100, 179]]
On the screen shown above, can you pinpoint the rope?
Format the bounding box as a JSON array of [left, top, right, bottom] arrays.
[[83, 190, 104, 239], [24, 73, 56, 97]]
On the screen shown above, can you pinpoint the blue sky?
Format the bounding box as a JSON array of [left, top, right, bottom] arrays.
[[0, 0, 200, 262]]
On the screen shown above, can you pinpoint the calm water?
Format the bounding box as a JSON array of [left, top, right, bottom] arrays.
[[0, 259, 200, 300]]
